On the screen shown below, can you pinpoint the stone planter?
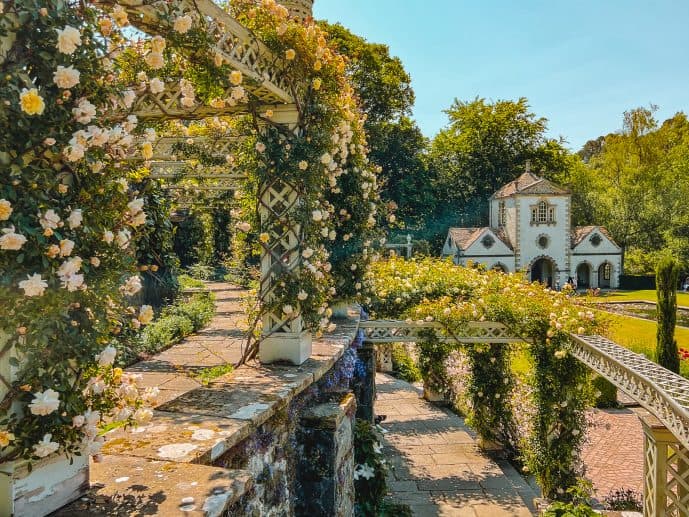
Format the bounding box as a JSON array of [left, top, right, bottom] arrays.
[[0, 453, 89, 517]]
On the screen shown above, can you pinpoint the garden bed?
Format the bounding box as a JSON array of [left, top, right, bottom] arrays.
[[598, 301, 689, 328]]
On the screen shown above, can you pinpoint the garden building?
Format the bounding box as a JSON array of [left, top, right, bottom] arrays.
[[442, 171, 623, 289]]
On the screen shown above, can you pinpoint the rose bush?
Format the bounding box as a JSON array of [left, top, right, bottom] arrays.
[[0, 0, 157, 464], [366, 257, 600, 500]]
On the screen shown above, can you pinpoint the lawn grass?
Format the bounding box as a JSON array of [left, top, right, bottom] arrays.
[[598, 310, 689, 378], [597, 289, 689, 306]]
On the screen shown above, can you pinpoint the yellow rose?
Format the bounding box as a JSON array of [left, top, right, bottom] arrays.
[[141, 142, 153, 160], [20, 88, 45, 116], [0, 199, 12, 220], [285, 49, 296, 60], [0, 430, 15, 448], [312, 78, 322, 91], [229, 70, 243, 86]]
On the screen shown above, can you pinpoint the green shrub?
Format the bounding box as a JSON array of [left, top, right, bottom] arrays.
[[178, 274, 206, 290], [354, 420, 388, 516], [543, 502, 597, 516], [186, 263, 217, 281], [142, 315, 194, 353], [391, 345, 422, 382], [163, 293, 215, 331], [591, 375, 618, 408]]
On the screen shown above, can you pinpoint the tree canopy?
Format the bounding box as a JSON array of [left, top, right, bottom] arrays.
[[322, 23, 434, 231], [429, 97, 574, 229], [567, 107, 689, 273]]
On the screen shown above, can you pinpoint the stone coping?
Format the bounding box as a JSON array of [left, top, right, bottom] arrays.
[[57, 303, 360, 516]]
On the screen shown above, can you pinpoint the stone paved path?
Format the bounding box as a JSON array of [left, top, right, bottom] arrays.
[[376, 374, 537, 516], [129, 282, 248, 405], [582, 407, 644, 503]]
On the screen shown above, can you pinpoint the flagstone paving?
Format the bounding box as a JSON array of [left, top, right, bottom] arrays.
[[376, 374, 537, 516]]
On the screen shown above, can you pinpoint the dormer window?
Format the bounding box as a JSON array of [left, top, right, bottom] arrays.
[[531, 199, 556, 225], [498, 201, 506, 226]]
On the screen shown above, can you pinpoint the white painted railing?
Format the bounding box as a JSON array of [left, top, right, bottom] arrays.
[[361, 320, 689, 516]]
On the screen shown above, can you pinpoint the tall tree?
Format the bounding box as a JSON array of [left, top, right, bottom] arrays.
[[567, 108, 689, 273], [656, 256, 680, 373], [322, 23, 433, 231], [429, 97, 573, 228]]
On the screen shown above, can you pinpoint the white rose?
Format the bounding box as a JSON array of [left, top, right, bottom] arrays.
[[67, 208, 83, 229], [53, 65, 80, 89], [145, 51, 165, 70], [64, 143, 85, 162], [59, 239, 75, 257], [122, 89, 136, 109], [297, 290, 308, 301], [33, 434, 59, 458], [56, 26, 81, 55], [29, 389, 60, 416], [0, 229, 26, 250], [312, 210, 323, 222], [134, 408, 153, 425], [96, 345, 117, 366], [39, 209, 60, 230], [116, 229, 131, 249], [19, 273, 48, 297], [103, 230, 114, 244], [173, 14, 193, 34], [73, 98, 96, 124], [122, 275, 142, 296], [61, 273, 85, 292], [149, 77, 165, 94]]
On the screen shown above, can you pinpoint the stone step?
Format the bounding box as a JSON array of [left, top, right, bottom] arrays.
[[53, 455, 252, 516]]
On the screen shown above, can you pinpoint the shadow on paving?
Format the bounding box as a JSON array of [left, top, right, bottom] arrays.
[[375, 374, 536, 516]]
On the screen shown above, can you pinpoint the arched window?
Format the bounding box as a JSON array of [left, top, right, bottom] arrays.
[[498, 201, 506, 226], [531, 199, 556, 225]]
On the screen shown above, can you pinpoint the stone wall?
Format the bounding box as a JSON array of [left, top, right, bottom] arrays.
[[218, 345, 364, 516]]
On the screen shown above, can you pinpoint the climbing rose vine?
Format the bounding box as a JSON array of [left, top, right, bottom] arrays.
[[0, 1, 156, 463], [366, 257, 600, 500]]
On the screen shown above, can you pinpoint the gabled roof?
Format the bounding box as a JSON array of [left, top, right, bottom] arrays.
[[447, 227, 513, 251], [447, 228, 485, 251], [492, 172, 569, 199], [571, 226, 619, 249]]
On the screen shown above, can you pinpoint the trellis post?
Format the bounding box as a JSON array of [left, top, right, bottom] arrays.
[[640, 411, 689, 516], [257, 106, 313, 365]]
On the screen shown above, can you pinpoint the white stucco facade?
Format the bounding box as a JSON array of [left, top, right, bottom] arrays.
[[442, 172, 623, 289]]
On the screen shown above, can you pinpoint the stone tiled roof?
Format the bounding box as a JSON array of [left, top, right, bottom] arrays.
[[571, 225, 618, 248], [448, 227, 513, 251], [492, 172, 569, 199]]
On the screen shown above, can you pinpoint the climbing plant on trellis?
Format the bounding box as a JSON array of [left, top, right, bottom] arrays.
[[0, 0, 380, 473]]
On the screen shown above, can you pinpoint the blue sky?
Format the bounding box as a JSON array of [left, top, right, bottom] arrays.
[[314, 0, 689, 150]]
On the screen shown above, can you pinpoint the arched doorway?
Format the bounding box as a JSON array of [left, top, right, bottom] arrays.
[[531, 258, 556, 288], [576, 263, 591, 289], [598, 262, 612, 289]]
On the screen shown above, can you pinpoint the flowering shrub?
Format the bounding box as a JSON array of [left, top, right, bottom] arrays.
[[353, 419, 389, 516], [366, 257, 600, 500], [0, 1, 159, 464]]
